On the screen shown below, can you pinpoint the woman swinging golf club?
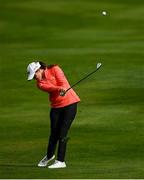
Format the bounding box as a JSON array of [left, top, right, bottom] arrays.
[[27, 61, 80, 169]]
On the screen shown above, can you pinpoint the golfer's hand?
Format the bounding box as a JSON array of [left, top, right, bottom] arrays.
[[59, 89, 66, 96]]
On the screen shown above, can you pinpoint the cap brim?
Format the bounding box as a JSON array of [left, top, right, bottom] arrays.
[[27, 72, 35, 81]]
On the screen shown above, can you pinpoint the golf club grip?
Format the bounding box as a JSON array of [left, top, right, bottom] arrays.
[[66, 66, 101, 93]]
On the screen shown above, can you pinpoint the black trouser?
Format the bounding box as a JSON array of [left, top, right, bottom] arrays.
[[47, 103, 77, 162]]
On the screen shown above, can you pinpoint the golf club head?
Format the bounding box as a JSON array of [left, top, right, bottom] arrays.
[[96, 63, 102, 69]]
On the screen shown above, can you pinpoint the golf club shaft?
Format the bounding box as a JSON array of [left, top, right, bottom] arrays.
[[66, 66, 101, 93]]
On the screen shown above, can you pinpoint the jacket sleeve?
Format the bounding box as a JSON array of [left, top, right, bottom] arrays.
[[37, 80, 63, 93], [53, 66, 68, 86]]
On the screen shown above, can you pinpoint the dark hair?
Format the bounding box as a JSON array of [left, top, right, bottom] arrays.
[[39, 61, 56, 69], [39, 61, 47, 69]]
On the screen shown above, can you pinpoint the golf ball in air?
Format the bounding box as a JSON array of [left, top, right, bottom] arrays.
[[102, 11, 107, 16]]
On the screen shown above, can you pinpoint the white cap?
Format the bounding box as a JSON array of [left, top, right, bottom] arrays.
[[27, 62, 41, 80]]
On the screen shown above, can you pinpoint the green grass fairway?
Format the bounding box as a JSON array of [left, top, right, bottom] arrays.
[[0, 0, 144, 178]]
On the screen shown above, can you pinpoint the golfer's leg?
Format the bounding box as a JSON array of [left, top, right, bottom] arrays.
[[57, 103, 77, 162], [47, 108, 61, 159]]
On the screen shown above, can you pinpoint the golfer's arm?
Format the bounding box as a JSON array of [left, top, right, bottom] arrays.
[[37, 81, 63, 93], [53, 66, 67, 86]]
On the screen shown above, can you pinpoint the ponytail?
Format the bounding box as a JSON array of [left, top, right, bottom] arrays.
[[39, 61, 47, 70], [39, 61, 57, 69]]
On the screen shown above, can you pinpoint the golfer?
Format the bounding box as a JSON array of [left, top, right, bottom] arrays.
[[27, 61, 80, 169]]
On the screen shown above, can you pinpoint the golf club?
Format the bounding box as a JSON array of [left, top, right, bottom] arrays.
[[60, 63, 102, 96]]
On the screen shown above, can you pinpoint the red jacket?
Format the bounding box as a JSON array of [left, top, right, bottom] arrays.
[[37, 65, 80, 108]]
